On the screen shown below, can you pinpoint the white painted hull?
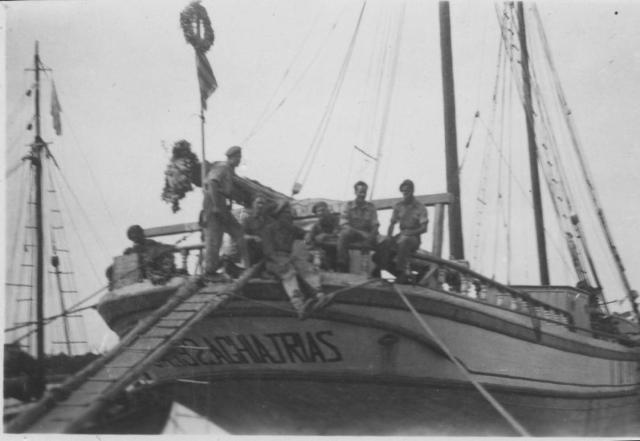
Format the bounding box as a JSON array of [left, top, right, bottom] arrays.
[[98, 276, 640, 436]]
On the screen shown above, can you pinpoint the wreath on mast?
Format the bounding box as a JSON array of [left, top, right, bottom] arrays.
[[180, 1, 214, 53]]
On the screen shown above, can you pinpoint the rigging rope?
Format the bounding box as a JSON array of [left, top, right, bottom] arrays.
[[388, 282, 531, 436], [49, 167, 107, 284], [291, 0, 368, 195], [457, 111, 480, 175], [241, 10, 333, 146], [532, 5, 638, 319], [471, 39, 504, 269], [43, 71, 120, 232], [45, 159, 90, 353], [370, 1, 406, 198], [492, 5, 578, 282]]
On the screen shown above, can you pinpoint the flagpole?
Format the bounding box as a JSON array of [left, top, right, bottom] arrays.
[[200, 107, 206, 193], [181, 2, 216, 192]]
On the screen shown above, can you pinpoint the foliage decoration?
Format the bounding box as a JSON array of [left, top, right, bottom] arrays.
[[180, 1, 215, 53], [161, 140, 202, 212]]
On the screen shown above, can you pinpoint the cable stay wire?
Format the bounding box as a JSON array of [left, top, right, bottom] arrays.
[[241, 10, 323, 146], [41, 70, 120, 232], [532, 5, 637, 316], [49, 167, 108, 285], [291, 0, 368, 195], [490, 44, 509, 280], [5, 159, 27, 179], [512, 8, 601, 287], [242, 7, 350, 148], [45, 160, 90, 353], [347, 2, 391, 191], [390, 282, 531, 437], [341, 1, 397, 198], [471, 37, 504, 268], [370, 1, 406, 199]]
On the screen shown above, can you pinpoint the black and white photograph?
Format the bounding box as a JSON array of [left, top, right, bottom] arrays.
[[3, 0, 640, 436]]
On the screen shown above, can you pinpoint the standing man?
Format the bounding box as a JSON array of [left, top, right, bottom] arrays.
[[385, 179, 428, 283], [203, 146, 250, 280], [336, 181, 379, 272]]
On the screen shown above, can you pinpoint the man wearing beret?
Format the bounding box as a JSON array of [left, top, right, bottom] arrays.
[[385, 179, 428, 283], [203, 146, 250, 280]]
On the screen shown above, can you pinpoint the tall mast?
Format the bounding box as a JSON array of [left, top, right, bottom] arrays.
[[30, 41, 47, 394], [516, 2, 550, 285], [438, 2, 464, 260]]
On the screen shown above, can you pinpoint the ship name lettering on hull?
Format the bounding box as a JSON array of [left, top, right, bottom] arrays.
[[154, 330, 343, 368]]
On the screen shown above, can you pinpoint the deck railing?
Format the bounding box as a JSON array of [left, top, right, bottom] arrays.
[[409, 251, 573, 333]]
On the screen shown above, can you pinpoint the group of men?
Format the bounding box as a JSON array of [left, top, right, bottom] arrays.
[[202, 145, 430, 317], [307, 179, 429, 283]]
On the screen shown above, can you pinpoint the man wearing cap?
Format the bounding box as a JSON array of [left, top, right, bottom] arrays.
[[305, 201, 339, 270], [336, 181, 379, 272], [262, 200, 330, 318], [384, 179, 428, 283], [203, 146, 250, 280]]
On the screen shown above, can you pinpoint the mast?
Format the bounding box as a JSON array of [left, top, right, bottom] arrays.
[[30, 41, 47, 394], [516, 2, 550, 285], [438, 1, 464, 260]]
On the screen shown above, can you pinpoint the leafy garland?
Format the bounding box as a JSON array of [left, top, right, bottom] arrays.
[[180, 2, 214, 53], [161, 140, 202, 212]]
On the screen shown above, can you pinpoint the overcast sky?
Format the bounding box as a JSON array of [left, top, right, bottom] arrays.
[[3, 0, 640, 351]]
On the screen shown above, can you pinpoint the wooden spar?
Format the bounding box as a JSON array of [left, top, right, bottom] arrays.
[[438, 2, 464, 260], [144, 193, 454, 238], [516, 2, 550, 285], [32, 41, 46, 394], [200, 110, 207, 192]]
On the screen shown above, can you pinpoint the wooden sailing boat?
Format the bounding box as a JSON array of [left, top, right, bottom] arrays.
[[7, 1, 639, 436]]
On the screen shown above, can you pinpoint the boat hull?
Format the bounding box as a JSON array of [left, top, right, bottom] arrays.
[[99, 276, 640, 436], [167, 375, 640, 436]]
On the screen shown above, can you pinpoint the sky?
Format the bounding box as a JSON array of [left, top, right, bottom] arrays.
[[3, 0, 640, 354]]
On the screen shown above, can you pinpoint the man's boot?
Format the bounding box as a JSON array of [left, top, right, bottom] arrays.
[[290, 290, 313, 319]]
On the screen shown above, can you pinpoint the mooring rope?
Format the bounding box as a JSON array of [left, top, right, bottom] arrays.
[[387, 281, 531, 437]]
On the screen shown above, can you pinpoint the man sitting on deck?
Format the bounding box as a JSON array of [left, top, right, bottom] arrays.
[[262, 201, 330, 318], [305, 201, 340, 270], [122, 225, 177, 285], [241, 195, 273, 265], [378, 179, 428, 283], [336, 181, 379, 273]]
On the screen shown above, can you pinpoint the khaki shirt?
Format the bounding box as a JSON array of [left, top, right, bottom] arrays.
[[391, 198, 428, 236], [204, 162, 234, 214], [340, 200, 379, 233]]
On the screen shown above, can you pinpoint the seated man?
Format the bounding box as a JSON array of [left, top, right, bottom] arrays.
[[336, 181, 379, 272], [305, 201, 339, 270], [241, 195, 273, 265], [380, 179, 428, 283], [262, 201, 330, 318], [124, 224, 177, 285]]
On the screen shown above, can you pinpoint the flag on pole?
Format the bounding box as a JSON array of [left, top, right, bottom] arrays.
[[196, 51, 217, 110], [50, 81, 62, 136]]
